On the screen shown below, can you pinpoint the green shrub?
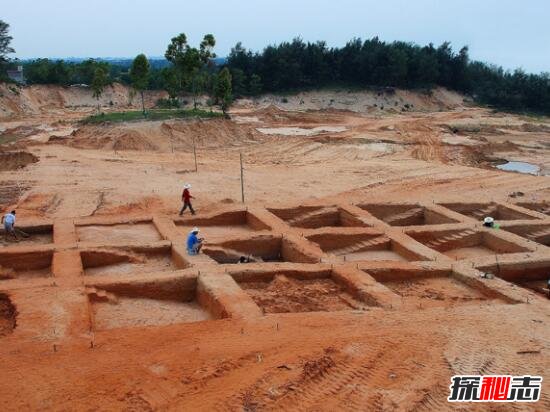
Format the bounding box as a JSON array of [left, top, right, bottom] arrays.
[[156, 98, 180, 109]]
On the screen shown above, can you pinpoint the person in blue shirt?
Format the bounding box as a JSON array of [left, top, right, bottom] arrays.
[[187, 227, 203, 255], [1, 210, 17, 241]]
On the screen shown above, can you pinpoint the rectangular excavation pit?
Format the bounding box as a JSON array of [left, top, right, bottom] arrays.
[[268, 206, 366, 229], [175, 210, 270, 241], [478, 261, 550, 298], [0, 224, 53, 247], [231, 269, 372, 314], [203, 235, 319, 264], [409, 229, 531, 260], [364, 267, 509, 309], [87, 276, 212, 330], [76, 222, 162, 244], [81, 246, 179, 277], [307, 232, 425, 262], [501, 224, 550, 247], [515, 202, 550, 216], [357, 203, 458, 226], [0, 250, 53, 280], [439, 202, 537, 221]]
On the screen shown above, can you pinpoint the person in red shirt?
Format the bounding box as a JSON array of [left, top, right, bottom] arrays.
[[179, 183, 196, 215]]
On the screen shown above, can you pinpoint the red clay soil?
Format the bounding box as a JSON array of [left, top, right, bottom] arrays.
[[1, 85, 550, 410], [240, 275, 361, 313], [384, 276, 500, 309]]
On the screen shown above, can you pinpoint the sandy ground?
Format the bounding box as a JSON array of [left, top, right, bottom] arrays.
[[0, 84, 549, 410], [2, 105, 550, 220]]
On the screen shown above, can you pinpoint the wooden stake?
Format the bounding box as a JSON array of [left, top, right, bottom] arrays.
[[193, 135, 198, 172], [240, 152, 245, 203]]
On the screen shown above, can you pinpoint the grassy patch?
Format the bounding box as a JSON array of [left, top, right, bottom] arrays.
[[81, 109, 223, 124]]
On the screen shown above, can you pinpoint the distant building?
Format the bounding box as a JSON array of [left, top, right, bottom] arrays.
[[6, 66, 25, 84]]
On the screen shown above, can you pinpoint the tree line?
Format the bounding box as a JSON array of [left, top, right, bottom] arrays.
[[12, 35, 232, 114], [226, 37, 550, 114], [1, 18, 549, 115]]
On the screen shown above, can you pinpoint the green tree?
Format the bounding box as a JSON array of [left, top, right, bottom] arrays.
[[164, 33, 216, 97], [215, 68, 232, 115], [230, 68, 246, 97], [0, 20, 15, 78], [190, 68, 208, 109], [160, 67, 180, 104], [248, 74, 263, 96], [76, 59, 109, 85], [130, 53, 150, 114], [164, 33, 188, 92], [91, 66, 109, 113]]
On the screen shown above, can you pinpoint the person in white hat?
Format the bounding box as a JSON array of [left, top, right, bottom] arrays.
[[186, 227, 203, 255], [483, 217, 495, 228], [179, 183, 196, 216]]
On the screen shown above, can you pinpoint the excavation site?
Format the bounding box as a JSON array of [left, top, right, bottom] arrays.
[[1, 59, 550, 411]]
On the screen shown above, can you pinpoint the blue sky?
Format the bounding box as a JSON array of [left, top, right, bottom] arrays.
[[2, 0, 549, 73]]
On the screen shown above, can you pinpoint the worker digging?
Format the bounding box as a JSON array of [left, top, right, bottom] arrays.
[[1, 210, 17, 241]]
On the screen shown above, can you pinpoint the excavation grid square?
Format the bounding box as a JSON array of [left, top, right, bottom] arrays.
[[76, 222, 162, 244], [365, 268, 508, 309], [268, 206, 366, 229], [502, 224, 550, 247], [178, 225, 258, 242], [175, 210, 270, 242], [439, 202, 537, 221], [479, 261, 550, 298], [307, 232, 424, 262], [408, 229, 530, 260], [87, 277, 211, 330], [1, 224, 53, 247], [203, 236, 318, 264], [516, 202, 550, 216], [357, 204, 458, 226], [234, 271, 368, 314], [81, 247, 177, 276], [0, 250, 53, 280]]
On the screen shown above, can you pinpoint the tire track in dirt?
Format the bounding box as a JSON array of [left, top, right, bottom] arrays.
[[209, 346, 375, 411], [442, 317, 550, 410], [211, 332, 456, 411]]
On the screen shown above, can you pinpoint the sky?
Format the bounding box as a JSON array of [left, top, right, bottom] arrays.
[[2, 0, 549, 73]]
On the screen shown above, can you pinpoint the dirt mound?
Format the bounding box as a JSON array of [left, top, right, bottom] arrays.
[[0, 151, 39, 171], [0, 83, 167, 120], [112, 131, 159, 151], [63, 126, 159, 151], [54, 118, 260, 152], [519, 123, 550, 133], [234, 87, 465, 113], [165, 118, 261, 149]]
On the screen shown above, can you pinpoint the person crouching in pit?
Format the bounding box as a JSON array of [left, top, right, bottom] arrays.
[[1, 210, 17, 241], [187, 227, 203, 255]]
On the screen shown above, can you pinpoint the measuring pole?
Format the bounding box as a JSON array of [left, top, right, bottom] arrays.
[[193, 135, 198, 172], [240, 152, 245, 203]]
